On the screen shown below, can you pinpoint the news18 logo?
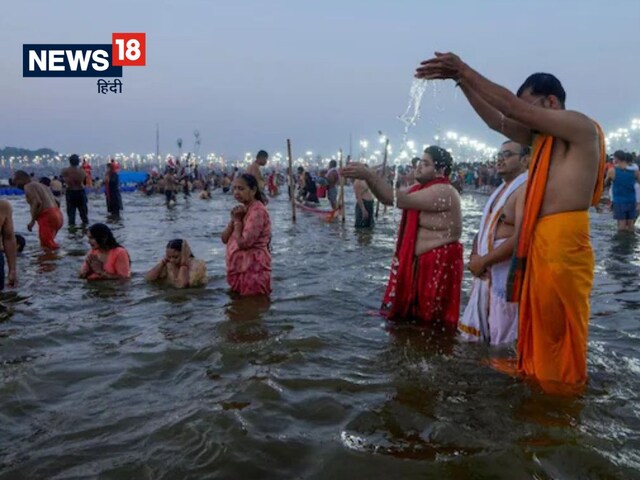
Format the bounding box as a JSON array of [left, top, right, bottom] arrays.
[[23, 33, 146, 94]]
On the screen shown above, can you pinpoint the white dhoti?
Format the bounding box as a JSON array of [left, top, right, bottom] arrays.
[[487, 239, 518, 345], [459, 172, 527, 346]]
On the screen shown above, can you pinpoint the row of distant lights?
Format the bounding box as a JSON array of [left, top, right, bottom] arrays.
[[605, 118, 640, 147], [357, 132, 498, 164], [3, 119, 639, 167]]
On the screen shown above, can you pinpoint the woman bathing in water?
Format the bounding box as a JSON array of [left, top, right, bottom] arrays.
[[145, 239, 208, 288], [79, 223, 131, 280]]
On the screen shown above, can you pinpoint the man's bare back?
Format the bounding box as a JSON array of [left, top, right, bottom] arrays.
[[539, 132, 600, 217], [353, 179, 373, 201], [25, 182, 58, 218], [61, 166, 86, 190], [0, 201, 12, 251], [247, 163, 265, 190], [0, 200, 17, 287]]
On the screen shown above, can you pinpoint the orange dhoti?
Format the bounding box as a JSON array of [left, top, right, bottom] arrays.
[[516, 211, 593, 393], [37, 207, 63, 250]]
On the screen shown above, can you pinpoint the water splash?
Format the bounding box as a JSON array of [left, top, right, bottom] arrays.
[[393, 79, 429, 213], [398, 79, 429, 139]]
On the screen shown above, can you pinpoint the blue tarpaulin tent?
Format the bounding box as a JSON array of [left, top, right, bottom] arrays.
[[117, 171, 148, 184]]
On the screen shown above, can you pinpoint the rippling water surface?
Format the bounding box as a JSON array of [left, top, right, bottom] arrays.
[[1, 191, 639, 479]]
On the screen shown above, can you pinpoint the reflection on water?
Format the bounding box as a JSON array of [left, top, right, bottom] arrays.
[[0, 192, 638, 479]]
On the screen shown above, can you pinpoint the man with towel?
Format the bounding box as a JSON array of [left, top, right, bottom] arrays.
[[417, 53, 605, 394], [459, 141, 528, 346]]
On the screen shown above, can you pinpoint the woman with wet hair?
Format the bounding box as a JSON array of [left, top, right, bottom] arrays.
[[79, 223, 130, 280], [145, 239, 207, 288], [221, 173, 272, 296]]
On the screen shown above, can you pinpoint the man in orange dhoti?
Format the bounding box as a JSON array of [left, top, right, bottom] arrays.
[[13, 170, 64, 250], [417, 55, 605, 394]]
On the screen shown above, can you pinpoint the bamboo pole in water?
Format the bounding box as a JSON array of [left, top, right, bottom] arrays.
[[287, 139, 296, 223], [339, 149, 345, 224], [375, 137, 390, 218]]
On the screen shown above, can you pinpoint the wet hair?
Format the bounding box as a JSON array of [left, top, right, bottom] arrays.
[[329, 160, 337, 168], [69, 154, 80, 166], [424, 145, 453, 177], [613, 150, 628, 162], [166, 239, 194, 257], [88, 223, 121, 250], [256, 150, 269, 160], [516, 73, 566, 107], [238, 173, 266, 204], [15, 234, 25, 253]]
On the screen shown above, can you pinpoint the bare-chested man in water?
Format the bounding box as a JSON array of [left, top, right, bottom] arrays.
[[12, 170, 64, 250], [353, 167, 375, 229], [342, 146, 463, 327], [247, 150, 269, 204], [61, 153, 89, 227], [416, 53, 606, 393], [459, 141, 529, 345], [0, 200, 18, 289]]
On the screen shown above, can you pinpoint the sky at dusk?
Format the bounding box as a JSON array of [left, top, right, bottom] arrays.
[[1, 0, 639, 160]]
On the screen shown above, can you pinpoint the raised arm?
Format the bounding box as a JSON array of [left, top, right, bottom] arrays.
[[417, 52, 596, 144], [145, 258, 167, 282], [343, 164, 455, 212], [458, 82, 532, 145]]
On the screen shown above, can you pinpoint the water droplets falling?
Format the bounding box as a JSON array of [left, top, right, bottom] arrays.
[[394, 79, 429, 214], [398, 79, 429, 142]]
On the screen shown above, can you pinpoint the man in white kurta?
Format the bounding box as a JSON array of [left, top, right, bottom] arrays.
[[459, 141, 529, 345]]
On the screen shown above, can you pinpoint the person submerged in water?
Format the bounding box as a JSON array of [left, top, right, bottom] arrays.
[[79, 223, 131, 280], [145, 239, 208, 288]]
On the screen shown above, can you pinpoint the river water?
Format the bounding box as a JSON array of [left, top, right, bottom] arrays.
[[0, 190, 638, 479]]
